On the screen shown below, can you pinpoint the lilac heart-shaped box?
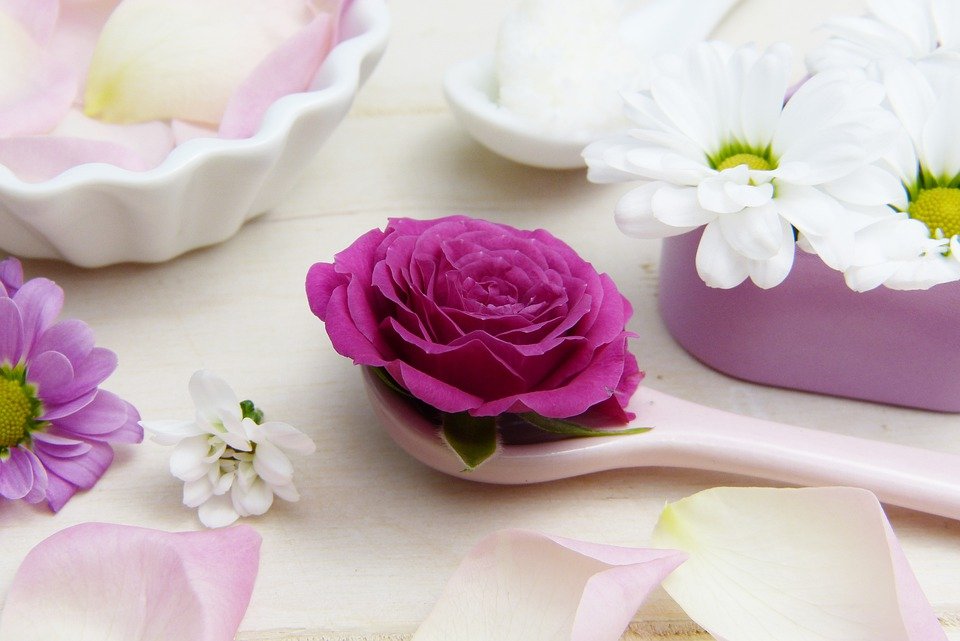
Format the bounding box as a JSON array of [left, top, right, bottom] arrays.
[[658, 230, 960, 412]]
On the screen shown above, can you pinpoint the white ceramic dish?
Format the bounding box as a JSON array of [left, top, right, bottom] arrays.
[[0, 0, 390, 267]]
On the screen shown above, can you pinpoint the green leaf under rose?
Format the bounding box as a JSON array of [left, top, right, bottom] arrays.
[[372, 367, 651, 469]]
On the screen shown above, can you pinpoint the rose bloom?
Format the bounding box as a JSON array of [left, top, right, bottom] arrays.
[[306, 216, 641, 422]]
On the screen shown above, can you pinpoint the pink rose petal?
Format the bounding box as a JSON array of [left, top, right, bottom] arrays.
[[0, 9, 78, 138], [413, 529, 686, 641], [220, 8, 339, 139], [0, 136, 152, 182], [0, 523, 261, 641]]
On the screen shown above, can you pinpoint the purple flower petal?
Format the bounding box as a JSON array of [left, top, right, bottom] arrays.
[[32, 430, 92, 458], [26, 350, 75, 400], [21, 448, 47, 504], [13, 278, 63, 358], [41, 470, 78, 512], [0, 446, 37, 500], [33, 437, 113, 491], [49, 389, 130, 438], [33, 318, 95, 368], [67, 346, 118, 399], [0, 256, 24, 297], [0, 296, 24, 364], [39, 387, 96, 421]]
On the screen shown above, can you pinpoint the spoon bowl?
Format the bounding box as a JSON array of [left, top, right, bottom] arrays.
[[364, 367, 960, 520], [442, 54, 593, 170]]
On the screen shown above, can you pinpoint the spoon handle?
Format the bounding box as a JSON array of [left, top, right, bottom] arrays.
[[637, 388, 960, 519]]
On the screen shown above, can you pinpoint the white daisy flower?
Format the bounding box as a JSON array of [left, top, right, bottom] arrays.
[[807, 0, 960, 78], [585, 41, 902, 289], [141, 370, 315, 528], [843, 60, 960, 290]]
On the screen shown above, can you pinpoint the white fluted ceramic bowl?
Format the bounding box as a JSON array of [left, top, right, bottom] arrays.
[[0, 0, 389, 267]]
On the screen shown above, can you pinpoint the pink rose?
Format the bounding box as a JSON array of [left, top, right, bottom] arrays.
[[306, 216, 641, 422]]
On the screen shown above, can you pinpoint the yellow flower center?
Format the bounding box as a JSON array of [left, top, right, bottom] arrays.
[[0, 377, 33, 448], [909, 186, 960, 239], [716, 152, 774, 172]]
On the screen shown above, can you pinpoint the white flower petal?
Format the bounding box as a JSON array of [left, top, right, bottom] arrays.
[[695, 222, 750, 288], [649, 42, 728, 152], [919, 81, 960, 178], [821, 165, 907, 207], [583, 136, 644, 184], [233, 477, 274, 517], [615, 182, 698, 238], [271, 481, 301, 502], [252, 439, 295, 486], [198, 494, 241, 529], [0, 523, 260, 640], [188, 370, 241, 424], [140, 418, 203, 446], [932, 0, 960, 48], [773, 183, 845, 237], [83, 0, 310, 124], [884, 252, 960, 289], [868, 0, 936, 52], [652, 183, 716, 228], [213, 468, 236, 495], [183, 476, 215, 508], [257, 420, 316, 454], [717, 203, 784, 261], [652, 487, 947, 641], [746, 218, 797, 288], [737, 43, 791, 146], [882, 60, 937, 148], [412, 529, 686, 641], [845, 262, 901, 291], [169, 435, 214, 483]]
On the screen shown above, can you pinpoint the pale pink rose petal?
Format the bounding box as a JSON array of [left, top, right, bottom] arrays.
[[171, 119, 219, 145], [47, 0, 124, 84], [413, 529, 686, 641], [0, 136, 151, 182], [51, 108, 176, 169], [0, 523, 261, 641], [219, 8, 339, 139], [0, 0, 59, 42], [0, 10, 79, 137]]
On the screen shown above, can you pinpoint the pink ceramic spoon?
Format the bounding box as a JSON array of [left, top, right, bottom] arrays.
[[363, 368, 960, 520]]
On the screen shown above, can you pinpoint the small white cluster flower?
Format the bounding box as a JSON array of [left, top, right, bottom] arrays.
[[141, 370, 315, 528], [587, 0, 960, 292]]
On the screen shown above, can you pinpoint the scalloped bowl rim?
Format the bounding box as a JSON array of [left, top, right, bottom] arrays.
[[0, 0, 391, 195]]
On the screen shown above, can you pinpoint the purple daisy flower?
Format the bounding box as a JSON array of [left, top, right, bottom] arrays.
[[0, 258, 142, 511]]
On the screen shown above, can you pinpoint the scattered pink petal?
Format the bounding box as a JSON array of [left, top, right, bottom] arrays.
[[413, 529, 686, 641], [0, 523, 261, 641]]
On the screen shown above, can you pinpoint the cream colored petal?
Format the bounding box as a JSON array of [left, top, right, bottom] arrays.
[[84, 0, 311, 124], [652, 487, 946, 641]]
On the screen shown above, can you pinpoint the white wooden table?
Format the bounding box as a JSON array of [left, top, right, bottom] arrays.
[[3, 0, 959, 638]]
